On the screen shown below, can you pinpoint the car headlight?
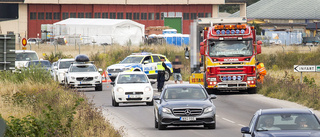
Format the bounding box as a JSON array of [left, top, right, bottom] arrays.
[[247, 77, 255, 81], [116, 87, 124, 92], [208, 78, 216, 81], [144, 86, 152, 92], [204, 107, 214, 113], [71, 76, 75, 79], [162, 107, 172, 114], [94, 76, 99, 79]]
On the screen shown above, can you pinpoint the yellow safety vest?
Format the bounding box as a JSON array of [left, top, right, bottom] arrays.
[[157, 62, 165, 71]]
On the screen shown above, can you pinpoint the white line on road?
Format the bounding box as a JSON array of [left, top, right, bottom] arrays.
[[238, 124, 246, 127], [222, 118, 235, 124]]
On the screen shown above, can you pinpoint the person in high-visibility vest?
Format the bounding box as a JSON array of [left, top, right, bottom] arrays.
[[256, 60, 267, 84], [157, 57, 167, 92]]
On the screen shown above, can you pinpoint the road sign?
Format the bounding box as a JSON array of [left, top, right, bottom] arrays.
[[294, 65, 316, 72], [22, 47, 27, 50], [22, 38, 27, 46]]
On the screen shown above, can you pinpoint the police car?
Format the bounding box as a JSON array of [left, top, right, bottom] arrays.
[[107, 52, 173, 82], [64, 55, 103, 91]]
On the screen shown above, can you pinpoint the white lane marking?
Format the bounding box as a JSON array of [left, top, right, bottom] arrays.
[[238, 124, 246, 127], [222, 118, 236, 124]]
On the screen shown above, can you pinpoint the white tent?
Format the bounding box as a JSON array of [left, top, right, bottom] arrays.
[[53, 18, 145, 45]]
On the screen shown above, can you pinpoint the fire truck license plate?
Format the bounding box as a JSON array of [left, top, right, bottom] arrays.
[[180, 117, 196, 121]]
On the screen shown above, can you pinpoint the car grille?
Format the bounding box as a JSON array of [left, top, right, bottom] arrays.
[[76, 77, 93, 81], [125, 92, 143, 95], [172, 108, 203, 116], [108, 69, 122, 73]]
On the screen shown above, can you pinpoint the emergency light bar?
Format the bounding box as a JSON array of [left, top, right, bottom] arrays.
[[131, 52, 152, 55]]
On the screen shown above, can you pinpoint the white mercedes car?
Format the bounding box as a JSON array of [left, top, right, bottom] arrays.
[[111, 71, 155, 106]]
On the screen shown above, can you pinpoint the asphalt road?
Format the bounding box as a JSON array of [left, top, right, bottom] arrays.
[[81, 81, 320, 137]]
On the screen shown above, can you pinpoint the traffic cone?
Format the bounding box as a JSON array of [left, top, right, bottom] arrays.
[[105, 72, 112, 82], [102, 71, 107, 83]]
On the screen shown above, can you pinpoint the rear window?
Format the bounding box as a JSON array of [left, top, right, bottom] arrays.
[[16, 52, 39, 61]]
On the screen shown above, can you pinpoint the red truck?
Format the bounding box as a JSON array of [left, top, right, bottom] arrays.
[[186, 17, 262, 94]]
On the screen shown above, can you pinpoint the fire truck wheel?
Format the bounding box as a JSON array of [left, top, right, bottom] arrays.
[[247, 88, 257, 94]]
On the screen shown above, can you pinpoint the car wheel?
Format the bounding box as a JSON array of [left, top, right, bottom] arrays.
[[247, 88, 257, 94], [154, 116, 158, 128], [112, 96, 119, 107], [164, 69, 170, 81], [95, 84, 103, 91], [146, 100, 153, 106], [205, 115, 216, 129]]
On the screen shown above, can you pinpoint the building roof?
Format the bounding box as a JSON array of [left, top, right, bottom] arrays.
[[54, 18, 144, 27], [230, 0, 320, 19]]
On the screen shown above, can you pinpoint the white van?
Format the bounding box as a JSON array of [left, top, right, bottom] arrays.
[[15, 50, 39, 69]]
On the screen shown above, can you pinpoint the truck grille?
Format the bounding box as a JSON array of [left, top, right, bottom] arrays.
[[108, 69, 122, 73], [172, 108, 203, 116], [76, 77, 93, 81]]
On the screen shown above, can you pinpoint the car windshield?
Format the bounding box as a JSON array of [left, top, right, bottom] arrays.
[[163, 87, 207, 100], [120, 56, 144, 64], [59, 61, 74, 69], [28, 61, 51, 68], [117, 74, 149, 84], [255, 113, 320, 131], [70, 65, 97, 72], [16, 52, 39, 61], [208, 40, 253, 57]]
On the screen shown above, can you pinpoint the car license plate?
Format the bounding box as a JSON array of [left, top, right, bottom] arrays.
[[80, 81, 89, 84], [180, 117, 196, 121], [128, 95, 141, 98]]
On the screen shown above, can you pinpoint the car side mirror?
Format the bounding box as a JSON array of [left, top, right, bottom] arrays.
[[54, 66, 58, 70], [241, 127, 250, 134], [110, 82, 115, 86], [98, 68, 103, 72], [153, 95, 160, 100], [151, 81, 156, 85], [210, 94, 217, 99], [144, 61, 149, 64]]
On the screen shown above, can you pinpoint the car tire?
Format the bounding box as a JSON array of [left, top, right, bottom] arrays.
[[247, 88, 257, 94], [146, 100, 153, 106], [164, 69, 170, 81], [95, 84, 103, 91], [112, 97, 119, 107], [154, 116, 158, 128], [205, 116, 216, 129]]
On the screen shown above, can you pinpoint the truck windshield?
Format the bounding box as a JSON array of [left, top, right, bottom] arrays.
[[120, 56, 143, 64], [208, 40, 253, 57]]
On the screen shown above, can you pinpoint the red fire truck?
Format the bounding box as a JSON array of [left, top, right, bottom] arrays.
[[186, 17, 262, 94]]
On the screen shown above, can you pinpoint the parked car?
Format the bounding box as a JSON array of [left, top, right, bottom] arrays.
[[154, 84, 217, 130], [27, 38, 41, 44], [15, 50, 39, 69], [241, 108, 320, 137], [25, 60, 51, 72], [110, 71, 155, 106], [50, 61, 57, 78], [106, 52, 173, 82], [64, 55, 103, 91], [52, 58, 75, 84]]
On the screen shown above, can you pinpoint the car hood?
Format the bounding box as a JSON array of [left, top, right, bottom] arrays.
[[255, 130, 320, 137], [107, 63, 141, 69], [68, 72, 100, 77], [115, 83, 153, 91], [162, 100, 213, 108]]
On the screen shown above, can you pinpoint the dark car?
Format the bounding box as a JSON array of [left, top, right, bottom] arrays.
[[153, 84, 217, 130], [241, 108, 320, 137], [25, 60, 51, 72]]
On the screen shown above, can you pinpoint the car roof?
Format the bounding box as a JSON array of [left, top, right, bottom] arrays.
[[119, 71, 146, 75], [58, 58, 75, 61], [259, 108, 313, 115], [128, 53, 166, 57], [15, 50, 37, 53], [166, 84, 203, 88]]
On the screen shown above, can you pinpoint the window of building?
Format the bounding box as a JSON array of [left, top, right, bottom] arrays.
[[78, 13, 84, 18], [183, 13, 189, 20], [46, 12, 52, 20], [70, 13, 76, 18], [30, 12, 36, 20], [141, 13, 147, 20], [126, 13, 132, 20], [117, 13, 123, 19], [102, 12, 108, 18], [160, 12, 167, 20], [190, 13, 196, 20], [85, 13, 92, 18], [198, 13, 204, 18], [156, 13, 160, 20], [53, 12, 60, 20], [38, 12, 44, 20], [94, 13, 101, 18], [62, 12, 68, 19], [205, 13, 211, 17], [133, 13, 139, 20], [110, 12, 116, 19], [148, 13, 154, 20]]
